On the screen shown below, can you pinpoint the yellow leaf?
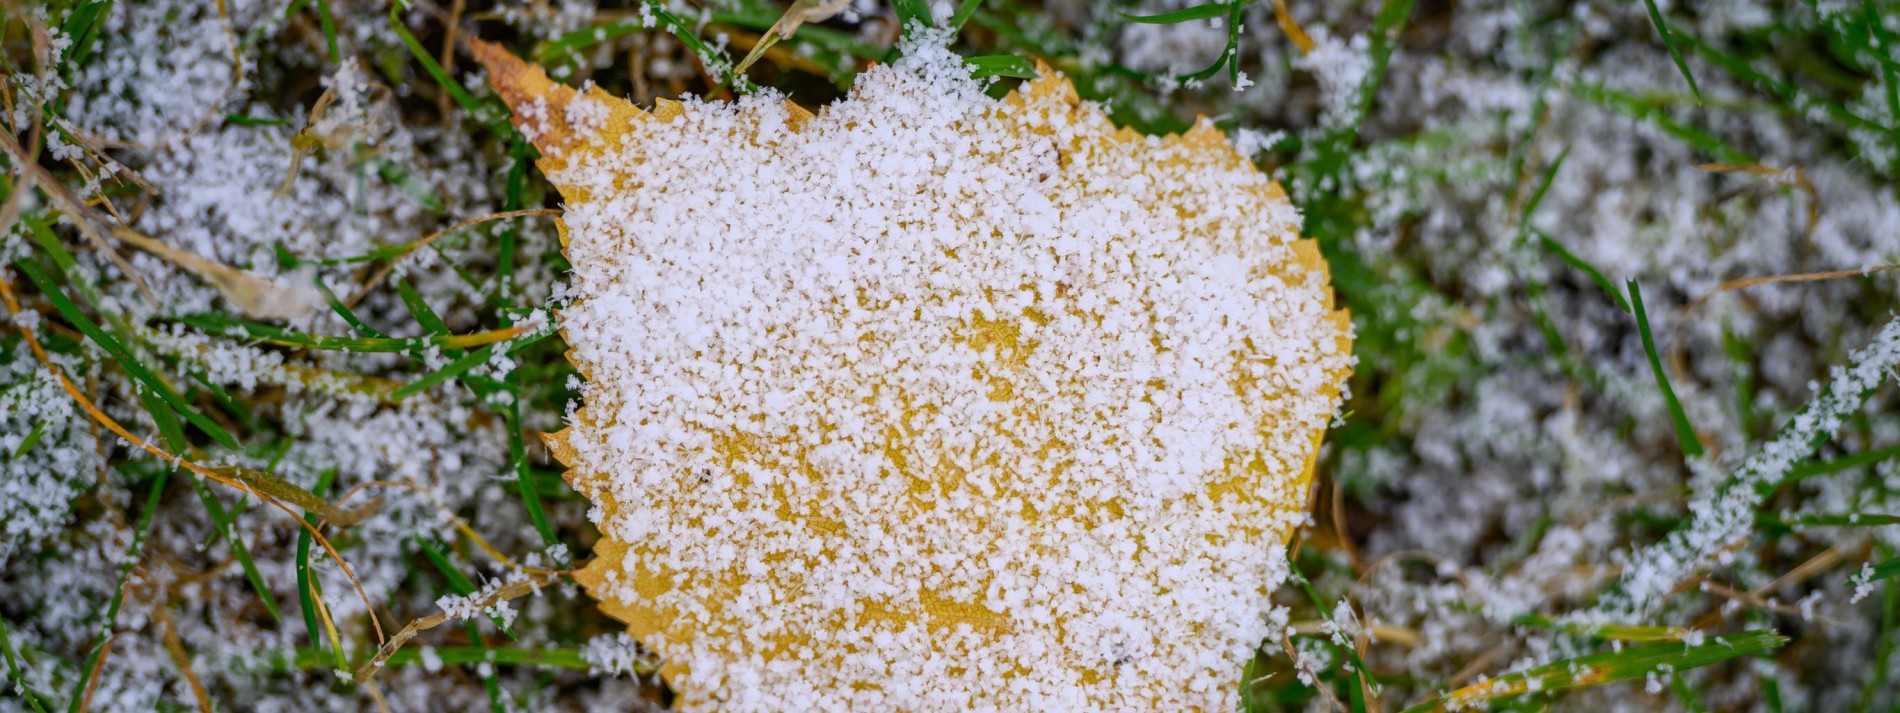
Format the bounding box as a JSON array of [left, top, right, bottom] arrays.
[[476, 38, 1352, 711]]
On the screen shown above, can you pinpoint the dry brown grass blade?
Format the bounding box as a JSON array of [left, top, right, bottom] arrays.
[[0, 273, 387, 646], [1688, 545, 1855, 631], [0, 129, 159, 305], [108, 225, 322, 320], [210, 465, 380, 525], [278, 87, 337, 199], [1279, 630, 1347, 711], [1688, 264, 1900, 313], [78, 634, 113, 712], [1288, 621, 1425, 648], [1672, 262, 1900, 379], [1272, 0, 1316, 54], [49, 117, 158, 195], [352, 568, 563, 683], [440, 0, 468, 121], [76, 0, 244, 153], [365, 681, 396, 713], [732, 0, 853, 76], [724, 28, 837, 79], [154, 604, 214, 713], [344, 208, 562, 307], [1447, 640, 1511, 686], [1330, 472, 1365, 573], [1695, 162, 1819, 242], [146, 326, 406, 401]]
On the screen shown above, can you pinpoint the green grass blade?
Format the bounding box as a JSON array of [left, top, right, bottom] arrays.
[[22, 215, 80, 276], [416, 537, 519, 638], [1639, 0, 1702, 104], [0, 616, 53, 713], [389, 5, 501, 128], [1763, 672, 1785, 713], [1863, 1, 1900, 141], [224, 113, 294, 127], [394, 276, 450, 336], [264, 645, 593, 672], [392, 323, 557, 401], [174, 312, 532, 353], [948, 0, 984, 32], [1514, 613, 1698, 642], [494, 138, 531, 306], [57, 0, 115, 74], [1856, 555, 1897, 712], [14, 260, 239, 450], [11, 417, 48, 459], [295, 468, 342, 672], [1629, 281, 1704, 459], [1766, 442, 1900, 494], [1517, 146, 1570, 238], [391, 343, 499, 401], [1537, 232, 1631, 312], [281, 0, 311, 24], [315, 0, 340, 61], [1722, 325, 1760, 436], [1769, 513, 1900, 527], [646, 1, 757, 93], [1857, 554, 1900, 585], [1679, 33, 1885, 135], [191, 475, 282, 622], [68, 465, 173, 713], [891, 0, 935, 31], [1119, 2, 1227, 23], [1286, 566, 1382, 709], [370, 157, 446, 214], [1400, 630, 1787, 713], [189, 372, 258, 432], [1669, 671, 1710, 713], [483, 131, 561, 558], [505, 397, 557, 550], [269, 243, 389, 340], [465, 618, 507, 713], [135, 387, 190, 463], [1574, 83, 1747, 162], [535, 17, 654, 67], [965, 55, 1039, 80]]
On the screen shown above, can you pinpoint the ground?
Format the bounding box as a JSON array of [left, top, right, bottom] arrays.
[[2, 0, 1899, 711]]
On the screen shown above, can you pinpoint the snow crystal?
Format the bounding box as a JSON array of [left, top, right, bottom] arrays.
[[1849, 562, 1878, 604], [581, 632, 661, 677], [436, 569, 533, 630], [1291, 28, 1373, 127], [419, 646, 444, 673]]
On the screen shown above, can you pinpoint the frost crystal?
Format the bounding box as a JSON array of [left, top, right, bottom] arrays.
[[582, 632, 661, 677]]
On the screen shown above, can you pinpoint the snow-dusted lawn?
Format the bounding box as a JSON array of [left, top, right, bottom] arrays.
[[3, 0, 1898, 711]]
